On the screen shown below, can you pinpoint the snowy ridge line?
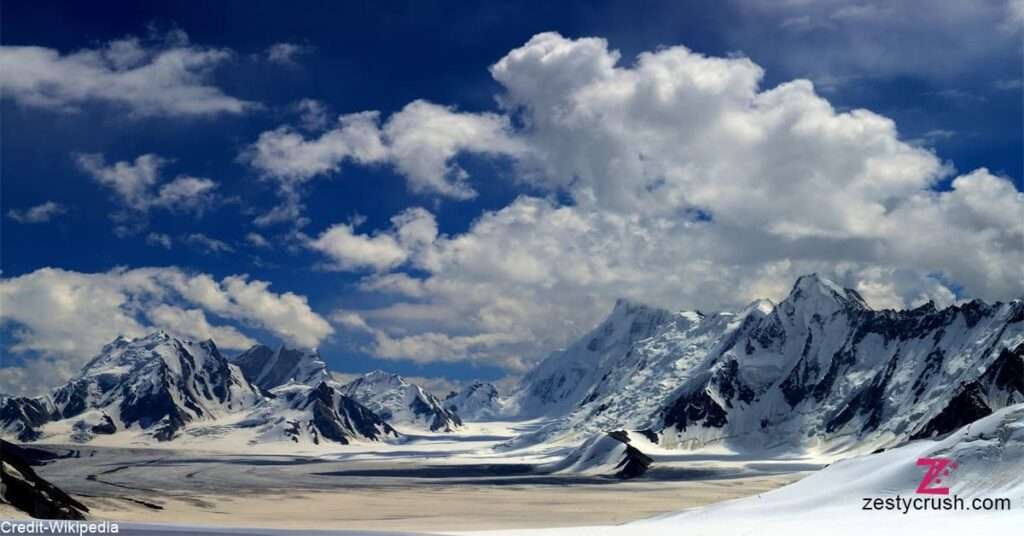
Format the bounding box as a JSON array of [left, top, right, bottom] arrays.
[[508, 274, 1023, 455], [2, 274, 1021, 461]]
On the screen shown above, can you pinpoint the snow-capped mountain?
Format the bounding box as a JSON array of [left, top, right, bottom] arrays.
[[339, 371, 463, 432], [510, 274, 1023, 454], [512, 298, 674, 418], [1, 331, 262, 442], [232, 344, 330, 390], [444, 382, 504, 421], [235, 381, 400, 445]]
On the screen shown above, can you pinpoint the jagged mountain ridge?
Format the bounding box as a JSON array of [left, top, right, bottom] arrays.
[[232, 381, 400, 445], [3, 274, 1019, 456], [228, 346, 463, 434], [0, 333, 398, 446], [339, 371, 462, 432], [510, 274, 1024, 453], [1, 332, 263, 442]]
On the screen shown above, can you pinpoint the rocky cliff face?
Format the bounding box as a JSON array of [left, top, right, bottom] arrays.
[[1, 439, 89, 519], [232, 345, 330, 390]]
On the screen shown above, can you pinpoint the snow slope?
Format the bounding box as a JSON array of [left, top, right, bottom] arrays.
[[510, 298, 674, 418], [542, 430, 654, 478]]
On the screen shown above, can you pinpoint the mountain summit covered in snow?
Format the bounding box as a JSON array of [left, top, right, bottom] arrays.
[[339, 371, 463, 432], [508, 274, 1023, 453], [0, 333, 398, 447], [1, 331, 263, 442], [445, 382, 504, 421]]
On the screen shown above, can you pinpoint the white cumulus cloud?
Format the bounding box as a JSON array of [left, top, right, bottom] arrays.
[[312, 33, 1022, 372], [240, 101, 526, 225], [308, 208, 438, 272], [74, 152, 221, 234], [0, 30, 255, 116]]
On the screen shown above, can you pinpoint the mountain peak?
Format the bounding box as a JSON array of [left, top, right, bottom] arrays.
[[784, 273, 869, 312], [739, 298, 776, 317], [82, 331, 192, 377], [144, 330, 172, 341], [14, 331, 260, 442], [360, 370, 408, 386], [611, 297, 670, 317], [340, 371, 462, 432]]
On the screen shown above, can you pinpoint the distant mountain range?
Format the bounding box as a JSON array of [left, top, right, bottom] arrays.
[[2, 274, 1021, 456], [0, 335, 472, 445]]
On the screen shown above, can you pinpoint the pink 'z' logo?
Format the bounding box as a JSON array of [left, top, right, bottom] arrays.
[[915, 457, 957, 495]]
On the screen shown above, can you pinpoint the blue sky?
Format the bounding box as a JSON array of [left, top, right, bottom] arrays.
[[2, 1, 1022, 396]]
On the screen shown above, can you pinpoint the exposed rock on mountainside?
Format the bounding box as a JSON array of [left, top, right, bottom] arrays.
[[511, 274, 1024, 454], [236, 381, 400, 445], [545, 430, 653, 479], [232, 345, 330, 390]]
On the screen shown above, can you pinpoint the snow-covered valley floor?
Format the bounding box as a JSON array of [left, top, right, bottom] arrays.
[[15, 405, 1024, 535], [14, 420, 816, 532]]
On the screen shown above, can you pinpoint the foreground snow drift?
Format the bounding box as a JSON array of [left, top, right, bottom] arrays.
[[465, 404, 1024, 535]]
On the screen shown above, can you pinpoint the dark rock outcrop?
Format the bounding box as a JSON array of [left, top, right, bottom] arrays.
[[1, 439, 89, 519], [606, 430, 654, 479]]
